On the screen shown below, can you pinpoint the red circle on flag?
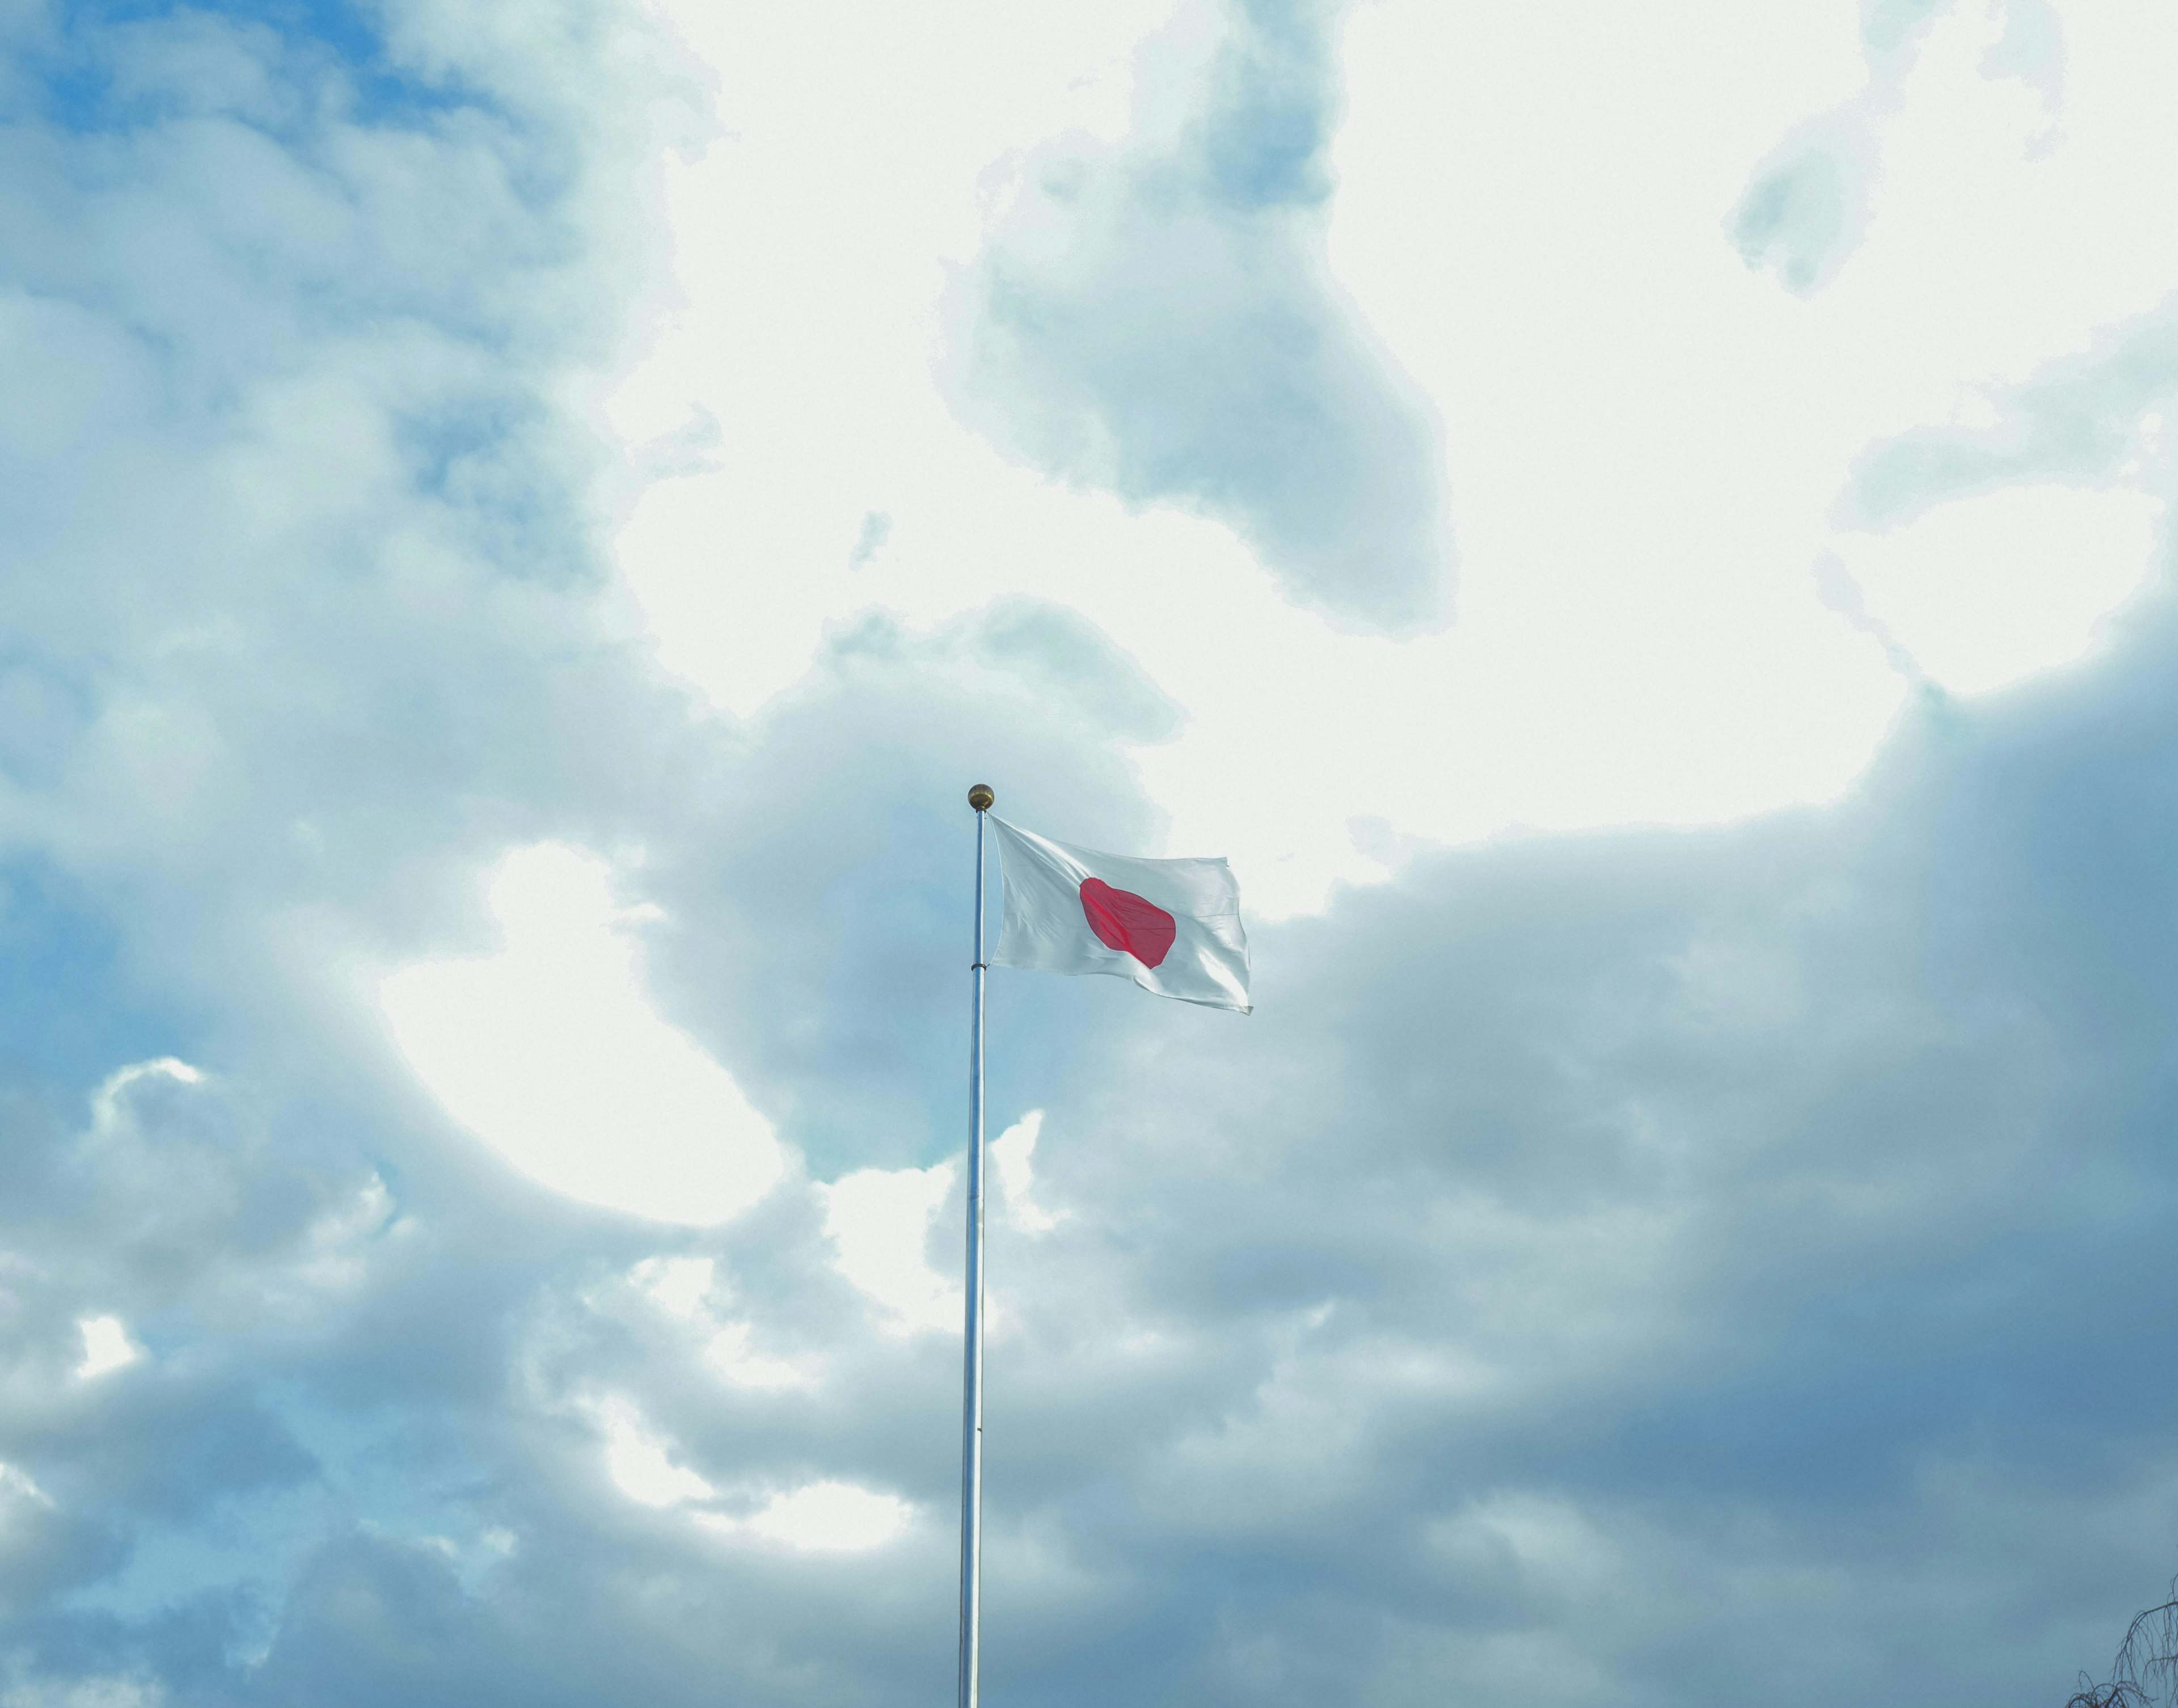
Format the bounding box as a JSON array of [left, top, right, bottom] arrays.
[[1079, 878, 1177, 968]]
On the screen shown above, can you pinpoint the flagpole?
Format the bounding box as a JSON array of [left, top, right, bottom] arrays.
[[959, 782, 995, 1708]]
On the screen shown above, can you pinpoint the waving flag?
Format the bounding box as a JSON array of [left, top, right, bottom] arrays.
[[988, 816, 1251, 1013]]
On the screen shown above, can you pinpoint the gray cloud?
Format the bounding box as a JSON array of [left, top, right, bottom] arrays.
[[943, 0, 1451, 635], [930, 586, 2178, 1704]]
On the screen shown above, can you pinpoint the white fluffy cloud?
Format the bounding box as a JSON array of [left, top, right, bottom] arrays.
[[381, 843, 783, 1224], [607, 0, 2178, 921]]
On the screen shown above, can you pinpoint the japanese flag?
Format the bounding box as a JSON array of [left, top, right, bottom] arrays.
[[989, 817, 1251, 1013]]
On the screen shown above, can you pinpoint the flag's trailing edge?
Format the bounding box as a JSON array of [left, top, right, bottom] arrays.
[[989, 816, 1251, 1013]]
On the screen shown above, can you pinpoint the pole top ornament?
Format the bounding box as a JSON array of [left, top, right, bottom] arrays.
[[968, 784, 995, 812]]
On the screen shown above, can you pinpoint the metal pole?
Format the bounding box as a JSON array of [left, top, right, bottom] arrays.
[[959, 783, 994, 1708]]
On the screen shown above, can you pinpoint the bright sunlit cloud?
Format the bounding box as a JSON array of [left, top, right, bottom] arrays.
[[597, 1398, 715, 1509], [599, 1398, 906, 1552], [380, 844, 784, 1225], [817, 1163, 960, 1334], [90, 1058, 203, 1135], [698, 1481, 911, 1553], [610, 0, 2178, 917], [1832, 486, 2164, 694], [74, 1315, 141, 1380], [991, 1110, 1062, 1234], [744, 1481, 910, 1551]]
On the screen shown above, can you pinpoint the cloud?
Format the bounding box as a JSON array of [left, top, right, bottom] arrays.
[[379, 842, 784, 1226], [944, 0, 1452, 634], [993, 1110, 1063, 1233], [1728, 0, 2065, 294], [595, 1397, 715, 1508], [1730, 116, 1877, 295], [1822, 283, 2178, 694], [72, 1318, 140, 1382], [1829, 483, 2161, 693], [698, 1480, 912, 1553], [933, 589, 2178, 1702], [970, 599, 1184, 745], [6, 1, 2178, 1705], [818, 1164, 961, 1335], [1843, 296, 2178, 528]]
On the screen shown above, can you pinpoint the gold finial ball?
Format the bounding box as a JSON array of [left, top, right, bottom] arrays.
[[968, 783, 995, 812]]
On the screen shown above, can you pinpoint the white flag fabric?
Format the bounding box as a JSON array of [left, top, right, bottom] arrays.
[[989, 816, 1251, 1013]]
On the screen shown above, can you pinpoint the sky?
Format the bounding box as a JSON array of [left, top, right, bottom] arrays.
[[3, 0, 2178, 1702]]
